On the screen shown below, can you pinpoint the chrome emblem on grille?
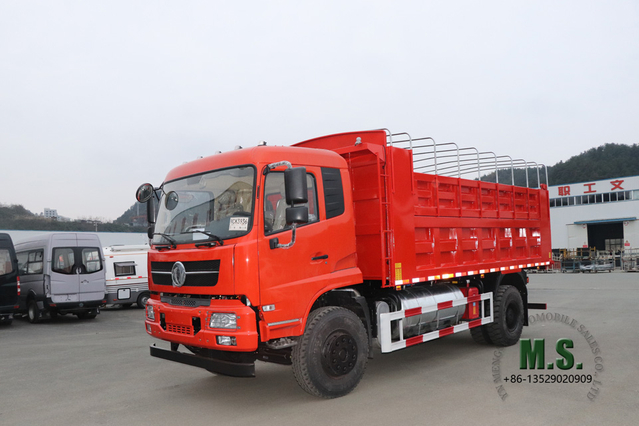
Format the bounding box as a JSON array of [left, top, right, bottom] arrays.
[[171, 261, 186, 287]]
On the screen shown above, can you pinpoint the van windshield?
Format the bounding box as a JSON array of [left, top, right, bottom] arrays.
[[153, 166, 255, 245]]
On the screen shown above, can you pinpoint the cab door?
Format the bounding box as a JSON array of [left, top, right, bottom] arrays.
[[258, 167, 332, 330]]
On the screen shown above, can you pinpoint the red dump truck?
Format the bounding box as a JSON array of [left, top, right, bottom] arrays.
[[136, 129, 551, 398]]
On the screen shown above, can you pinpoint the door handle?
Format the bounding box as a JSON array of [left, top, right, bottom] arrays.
[[312, 254, 328, 261]]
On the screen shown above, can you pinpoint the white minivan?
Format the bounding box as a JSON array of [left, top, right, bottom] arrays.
[[103, 244, 150, 308], [15, 233, 106, 322]]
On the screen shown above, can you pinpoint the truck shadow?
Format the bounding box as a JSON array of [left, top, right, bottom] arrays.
[[173, 333, 493, 404]]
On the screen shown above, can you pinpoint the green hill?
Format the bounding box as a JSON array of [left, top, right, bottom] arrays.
[[481, 143, 639, 187], [0, 204, 146, 233]]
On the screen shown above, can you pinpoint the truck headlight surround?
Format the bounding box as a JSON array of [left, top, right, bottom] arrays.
[[146, 304, 155, 321], [208, 312, 238, 329]]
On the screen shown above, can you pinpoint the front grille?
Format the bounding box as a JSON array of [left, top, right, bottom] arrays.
[[166, 323, 193, 335], [161, 296, 211, 308], [151, 260, 220, 287]]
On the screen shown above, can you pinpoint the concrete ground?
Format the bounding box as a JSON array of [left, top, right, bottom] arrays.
[[0, 272, 637, 426]]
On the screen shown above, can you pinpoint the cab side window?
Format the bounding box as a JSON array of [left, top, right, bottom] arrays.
[[321, 167, 345, 219], [264, 172, 318, 234], [17, 250, 44, 275]]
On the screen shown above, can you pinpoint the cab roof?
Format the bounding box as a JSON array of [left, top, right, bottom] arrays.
[[163, 145, 347, 183]]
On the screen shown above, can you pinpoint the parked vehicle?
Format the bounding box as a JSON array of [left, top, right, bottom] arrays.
[[579, 262, 614, 272], [103, 244, 150, 308], [0, 233, 19, 325], [137, 129, 552, 398], [14, 233, 106, 322]]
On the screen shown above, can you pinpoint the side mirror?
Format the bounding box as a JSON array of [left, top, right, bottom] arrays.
[[136, 183, 154, 203], [284, 167, 307, 204], [286, 206, 308, 225], [135, 183, 156, 225]]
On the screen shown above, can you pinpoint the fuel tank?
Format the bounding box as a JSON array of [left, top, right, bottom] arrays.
[[376, 284, 465, 340]]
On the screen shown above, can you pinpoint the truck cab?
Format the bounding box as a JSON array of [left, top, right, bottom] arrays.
[[143, 145, 361, 370]]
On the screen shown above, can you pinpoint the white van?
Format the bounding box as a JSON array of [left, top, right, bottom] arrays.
[[103, 244, 150, 308], [14, 233, 106, 322]]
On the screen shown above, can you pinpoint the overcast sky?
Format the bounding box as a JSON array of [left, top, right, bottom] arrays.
[[1, 1, 638, 221]]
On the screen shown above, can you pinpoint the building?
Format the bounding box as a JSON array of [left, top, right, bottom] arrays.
[[549, 175, 639, 251], [43, 208, 58, 219]]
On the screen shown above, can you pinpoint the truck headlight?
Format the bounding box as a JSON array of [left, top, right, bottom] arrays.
[[146, 305, 155, 321], [209, 312, 237, 329]]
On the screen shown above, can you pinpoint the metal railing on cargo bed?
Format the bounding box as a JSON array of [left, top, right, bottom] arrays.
[[385, 130, 549, 189]]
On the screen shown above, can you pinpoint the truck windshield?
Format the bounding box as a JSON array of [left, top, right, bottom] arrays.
[[152, 166, 255, 246]]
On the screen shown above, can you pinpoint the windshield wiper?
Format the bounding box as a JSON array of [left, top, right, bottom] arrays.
[[181, 230, 224, 246], [152, 233, 178, 249]]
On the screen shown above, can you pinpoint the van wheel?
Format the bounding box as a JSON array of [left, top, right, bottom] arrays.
[[292, 307, 368, 398], [0, 315, 13, 326], [28, 300, 41, 324], [486, 285, 524, 346], [137, 292, 150, 308]]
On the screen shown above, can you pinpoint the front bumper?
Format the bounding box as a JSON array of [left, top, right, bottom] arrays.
[[150, 344, 255, 377], [144, 298, 258, 351]]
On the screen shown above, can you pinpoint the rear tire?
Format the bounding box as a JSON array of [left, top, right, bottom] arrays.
[[292, 307, 368, 398], [0, 315, 13, 326], [486, 285, 524, 346], [470, 325, 493, 344], [27, 300, 41, 324]]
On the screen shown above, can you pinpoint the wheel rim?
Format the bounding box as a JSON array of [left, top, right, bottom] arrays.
[[505, 302, 520, 332], [321, 332, 358, 377], [28, 303, 36, 320]]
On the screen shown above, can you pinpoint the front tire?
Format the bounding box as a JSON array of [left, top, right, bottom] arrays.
[[292, 307, 368, 398], [486, 285, 524, 346]]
